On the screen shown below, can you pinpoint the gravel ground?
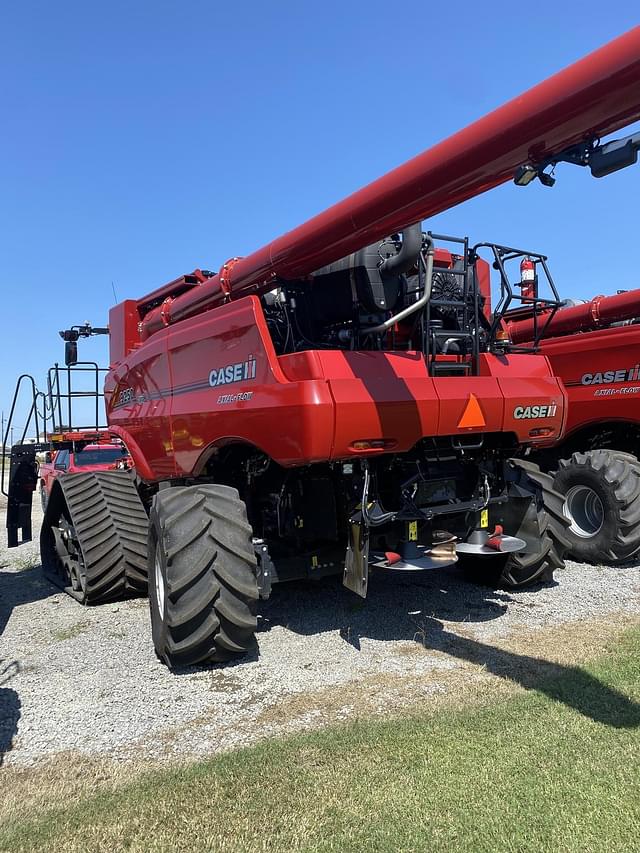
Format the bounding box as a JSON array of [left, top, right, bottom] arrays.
[[1, 499, 639, 769]]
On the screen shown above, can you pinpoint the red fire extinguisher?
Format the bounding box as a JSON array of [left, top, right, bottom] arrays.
[[519, 257, 536, 301]]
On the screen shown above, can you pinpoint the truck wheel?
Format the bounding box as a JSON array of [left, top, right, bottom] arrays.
[[40, 483, 48, 513], [149, 484, 259, 668], [553, 450, 640, 564]]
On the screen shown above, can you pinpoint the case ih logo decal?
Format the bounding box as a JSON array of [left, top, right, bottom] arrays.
[[581, 365, 640, 385], [513, 404, 558, 420], [209, 356, 257, 388]]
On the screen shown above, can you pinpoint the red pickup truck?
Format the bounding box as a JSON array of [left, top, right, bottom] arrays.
[[39, 443, 130, 511]]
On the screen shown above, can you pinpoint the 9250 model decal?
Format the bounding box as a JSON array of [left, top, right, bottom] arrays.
[[111, 360, 259, 409], [113, 386, 146, 408], [209, 355, 257, 388], [116, 387, 135, 406]]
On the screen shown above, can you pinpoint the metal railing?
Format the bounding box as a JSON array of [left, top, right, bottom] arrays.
[[46, 362, 107, 434], [472, 242, 564, 349], [1, 362, 107, 497]]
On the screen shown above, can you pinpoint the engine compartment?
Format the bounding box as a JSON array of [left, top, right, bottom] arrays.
[[261, 228, 493, 362]]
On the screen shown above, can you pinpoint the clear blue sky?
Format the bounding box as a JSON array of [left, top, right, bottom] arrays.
[[1, 2, 639, 438]]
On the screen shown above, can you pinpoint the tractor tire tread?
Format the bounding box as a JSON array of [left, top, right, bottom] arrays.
[[554, 449, 640, 563], [500, 460, 570, 588], [149, 484, 258, 668]]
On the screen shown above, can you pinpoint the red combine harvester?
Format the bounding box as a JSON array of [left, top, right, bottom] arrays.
[[5, 28, 640, 667], [503, 278, 640, 564]]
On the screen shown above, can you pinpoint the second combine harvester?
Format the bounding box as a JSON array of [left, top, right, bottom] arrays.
[[11, 27, 640, 667]]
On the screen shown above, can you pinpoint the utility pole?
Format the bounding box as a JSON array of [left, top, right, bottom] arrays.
[[2, 412, 16, 448]]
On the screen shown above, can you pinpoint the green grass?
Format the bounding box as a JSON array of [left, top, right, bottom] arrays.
[[3, 627, 640, 853]]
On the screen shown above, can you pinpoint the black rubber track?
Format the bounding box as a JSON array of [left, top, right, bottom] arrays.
[[93, 471, 149, 592], [40, 471, 149, 604], [500, 458, 571, 588], [149, 484, 259, 668], [553, 449, 640, 564]]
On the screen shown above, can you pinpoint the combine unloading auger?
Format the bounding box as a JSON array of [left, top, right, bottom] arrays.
[[496, 249, 640, 566], [137, 26, 640, 340], [507, 287, 640, 344]]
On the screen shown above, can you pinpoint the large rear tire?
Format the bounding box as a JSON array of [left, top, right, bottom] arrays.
[[553, 449, 640, 564], [500, 459, 570, 587], [149, 484, 259, 668], [464, 460, 570, 589]]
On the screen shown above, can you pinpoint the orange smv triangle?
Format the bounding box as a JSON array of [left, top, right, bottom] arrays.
[[457, 393, 486, 429]]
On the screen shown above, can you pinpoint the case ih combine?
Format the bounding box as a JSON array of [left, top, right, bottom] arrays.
[[503, 279, 640, 564], [4, 28, 640, 667]]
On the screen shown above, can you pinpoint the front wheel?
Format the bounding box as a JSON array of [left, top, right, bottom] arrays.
[[553, 450, 640, 564], [149, 484, 259, 668]]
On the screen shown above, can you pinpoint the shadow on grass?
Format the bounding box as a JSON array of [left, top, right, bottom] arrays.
[[174, 565, 638, 730], [425, 617, 640, 729], [252, 570, 640, 728]]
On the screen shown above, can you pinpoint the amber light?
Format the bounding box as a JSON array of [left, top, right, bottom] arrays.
[[349, 439, 396, 452], [529, 427, 554, 437]]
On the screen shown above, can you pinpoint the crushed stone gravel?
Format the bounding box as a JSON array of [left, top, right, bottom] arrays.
[[1, 500, 638, 768]]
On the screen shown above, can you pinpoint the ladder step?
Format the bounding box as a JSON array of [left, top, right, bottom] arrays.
[[431, 330, 474, 339], [430, 363, 472, 377]]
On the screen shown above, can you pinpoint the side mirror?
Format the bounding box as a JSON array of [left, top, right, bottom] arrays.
[[44, 451, 53, 464], [65, 340, 78, 366]]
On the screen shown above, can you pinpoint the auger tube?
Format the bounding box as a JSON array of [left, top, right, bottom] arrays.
[[508, 287, 640, 343]]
